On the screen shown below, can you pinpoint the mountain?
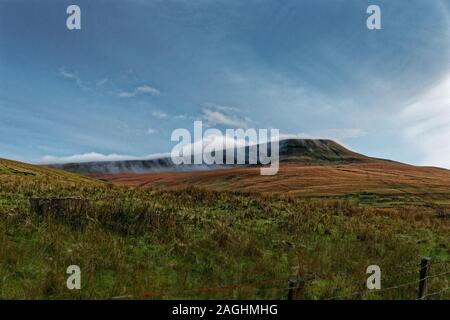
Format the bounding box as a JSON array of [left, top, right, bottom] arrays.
[[277, 139, 371, 163], [47, 139, 372, 174], [63, 139, 449, 207]]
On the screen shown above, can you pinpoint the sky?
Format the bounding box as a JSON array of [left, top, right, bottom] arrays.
[[0, 0, 450, 167]]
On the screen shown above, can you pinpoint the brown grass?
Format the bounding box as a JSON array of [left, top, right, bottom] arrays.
[[91, 161, 450, 204]]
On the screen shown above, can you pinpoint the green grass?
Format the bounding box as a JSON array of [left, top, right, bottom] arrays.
[[0, 159, 449, 299], [338, 192, 427, 207]]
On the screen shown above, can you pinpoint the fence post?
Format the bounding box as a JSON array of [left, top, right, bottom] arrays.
[[29, 197, 41, 215], [287, 277, 296, 300], [417, 257, 431, 299], [287, 276, 305, 300]]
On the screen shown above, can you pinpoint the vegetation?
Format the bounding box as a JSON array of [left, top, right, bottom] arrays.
[[0, 159, 449, 299]]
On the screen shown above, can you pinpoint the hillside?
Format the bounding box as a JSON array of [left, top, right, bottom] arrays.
[[0, 158, 100, 185], [92, 161, 450, 208]]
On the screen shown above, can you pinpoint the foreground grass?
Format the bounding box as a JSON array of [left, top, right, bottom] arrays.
[[0, 163, 449, 299]]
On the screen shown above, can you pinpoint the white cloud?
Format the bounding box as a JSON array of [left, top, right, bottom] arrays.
[[118, 85, 160, 98], [38, 152, 170, 164], [401, 74, 450, 168], [118, 92, 135, 98], [322, 128, 366, 140], [96, 78, 109, 86], [59, 68, 76, 80], [59, 67, 85, 88], [204, 103, 240, 113], [177, 133, 255, 158], [136, 85, 160, 95], [151, 110, 168, 119], [40, 153, 138, 164], [201, 104, 249, 128], [146, 128, 158, 135], [279, 128, 365, 141], [279, 133, 317, 140]]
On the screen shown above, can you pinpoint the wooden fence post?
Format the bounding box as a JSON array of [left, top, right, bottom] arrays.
[[287, 277, 296, 300], [418, 257, 431, 299], [287, 276, 305, 300]]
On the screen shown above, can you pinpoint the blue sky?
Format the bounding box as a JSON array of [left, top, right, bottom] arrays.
[[1, 0, 450, 167]]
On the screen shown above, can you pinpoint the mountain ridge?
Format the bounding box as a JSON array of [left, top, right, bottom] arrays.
[[46, 139, 377, 175]]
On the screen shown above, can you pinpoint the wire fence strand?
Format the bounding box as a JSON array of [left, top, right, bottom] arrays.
[[107, 265, 450, 300]]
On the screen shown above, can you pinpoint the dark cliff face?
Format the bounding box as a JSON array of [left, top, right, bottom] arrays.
[[46, 139, 371, 175], [278, 139, 370, 163]]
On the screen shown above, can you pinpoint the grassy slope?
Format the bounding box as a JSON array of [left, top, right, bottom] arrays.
[[0, 158, 101, 185], [0, 159, 449, 299], [93, 161, 450, 208]]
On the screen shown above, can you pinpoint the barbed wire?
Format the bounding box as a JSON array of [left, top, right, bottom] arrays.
[[424, 270, 450, 280], [395, 260, 450, 279], [430, 260, 450, 267], [134, 276, 288, 299], [327, 270, 450, 300], [107, 267, 450, 300], [325, 279, 419, 300], [417, 286, 450, 300]]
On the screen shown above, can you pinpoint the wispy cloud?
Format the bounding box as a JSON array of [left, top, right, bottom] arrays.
[[279, 128, 365, 140], [40, 152, 139, 164], [146, 128, 157, 135], [118, 85, 160, 98], [322, 128, 366, 140], [201, 104, 250, 128], [151, 110, 168, 119], [59, 67, 85, 88], [38, 152, 169, 164], [96, 78, 109, 86], [401, 74, 450, 168]]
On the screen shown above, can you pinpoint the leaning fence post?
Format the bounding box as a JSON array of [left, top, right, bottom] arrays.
[[418, 257, 431, 299]]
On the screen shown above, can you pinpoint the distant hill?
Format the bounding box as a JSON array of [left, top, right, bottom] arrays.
[[47, 139, 374, 174]]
